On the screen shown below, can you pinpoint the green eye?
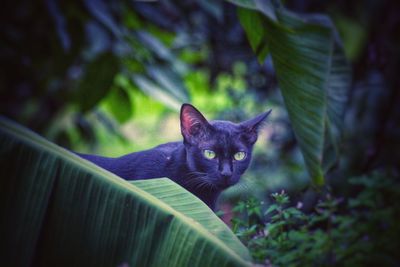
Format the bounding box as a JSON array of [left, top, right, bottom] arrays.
[[234, 151, 246, 161], [203, 149, 216, 159]]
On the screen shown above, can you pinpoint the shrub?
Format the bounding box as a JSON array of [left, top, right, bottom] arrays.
[[231, 173, 400, 266]]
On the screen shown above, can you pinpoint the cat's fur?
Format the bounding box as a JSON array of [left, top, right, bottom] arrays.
[[78, 104, 271, 210]]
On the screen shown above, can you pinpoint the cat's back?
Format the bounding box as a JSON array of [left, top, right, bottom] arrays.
[[154, 141, 182, 155], [114, 141, 184, 180]]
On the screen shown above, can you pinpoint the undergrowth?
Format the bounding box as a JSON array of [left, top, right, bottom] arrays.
[[231, 173, 400, 266]]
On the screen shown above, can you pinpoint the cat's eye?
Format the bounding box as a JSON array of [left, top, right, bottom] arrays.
[[203, 149, 216, 160], [234, 151, 246, 161]]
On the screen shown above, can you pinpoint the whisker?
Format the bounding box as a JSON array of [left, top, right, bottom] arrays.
[[183, 175, 207, 188], [198, 180, 208, 191], [182, 170, 220, 193]]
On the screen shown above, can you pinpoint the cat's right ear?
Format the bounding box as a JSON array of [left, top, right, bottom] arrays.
[[240, 109, 272, 144], [180, 103, 210, 144]]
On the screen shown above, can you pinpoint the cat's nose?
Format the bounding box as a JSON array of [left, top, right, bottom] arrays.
[[221, 170, 232, 177], [220, 162, 232, 184], [221, 170, 232, 185], [221, 166, 232, 177]]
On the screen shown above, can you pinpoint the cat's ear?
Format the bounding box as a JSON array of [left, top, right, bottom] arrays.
[[180, 103, 210, 144], [240, 110, 272, 144]]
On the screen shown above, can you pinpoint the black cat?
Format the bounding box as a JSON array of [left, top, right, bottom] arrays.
[[78, 104, 271, 210]]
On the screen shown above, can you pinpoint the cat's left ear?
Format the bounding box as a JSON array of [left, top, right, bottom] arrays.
[[240, 110, 272, 144], [180, 103, 211, 144]]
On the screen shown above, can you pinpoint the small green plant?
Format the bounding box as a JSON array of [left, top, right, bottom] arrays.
[[231, 173, 400, 266]]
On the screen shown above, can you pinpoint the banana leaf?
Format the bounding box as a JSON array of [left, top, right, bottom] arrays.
[[234, 0, 351, 185], [0, 117, 250, 267]]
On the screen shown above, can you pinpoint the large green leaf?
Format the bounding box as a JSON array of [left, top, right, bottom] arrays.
[[0, 117, 250, 267], [234, 1, 351, 185]]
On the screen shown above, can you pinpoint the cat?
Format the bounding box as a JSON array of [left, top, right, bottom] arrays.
[[78, 104, 271, 210]]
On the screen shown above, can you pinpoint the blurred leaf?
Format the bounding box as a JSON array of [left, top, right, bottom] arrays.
[[122, 7, 143, 30], [75, 115, 96, 145], [132, 75, 182, 111], [93, 110, 126, 142], [227, 0, 277, 21], [136, 31, 187, 75], [137, 31, 173, 61], [237, 8, 269, 63], [46, 0, 71, 51], [148, 25, 176, 47], [198, 0, 223, 21], [147, 65, 190, 103], [179, 47, 208, 64], [103, 86, 132, 124], [323, 42, 351, 171], [235, 3, 351, 185], [265, 204, 278, 215], [84, 0, 121, 37], [75, 52, 119, 112], [233, 201, 247, 213], [334, 15, 367, 61]]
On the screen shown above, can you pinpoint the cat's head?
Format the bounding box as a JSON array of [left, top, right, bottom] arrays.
[[180, 103, 271, 190]]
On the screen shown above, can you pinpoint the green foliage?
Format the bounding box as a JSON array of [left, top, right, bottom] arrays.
[[237, 8, 269, 63], [231, 174, 400, 266], [1, 1, 192, 146], [231, 0, 352, 185], [0, 117, 250, 267], [75, 52, 120, 112], [101, 74, 133, 124]]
